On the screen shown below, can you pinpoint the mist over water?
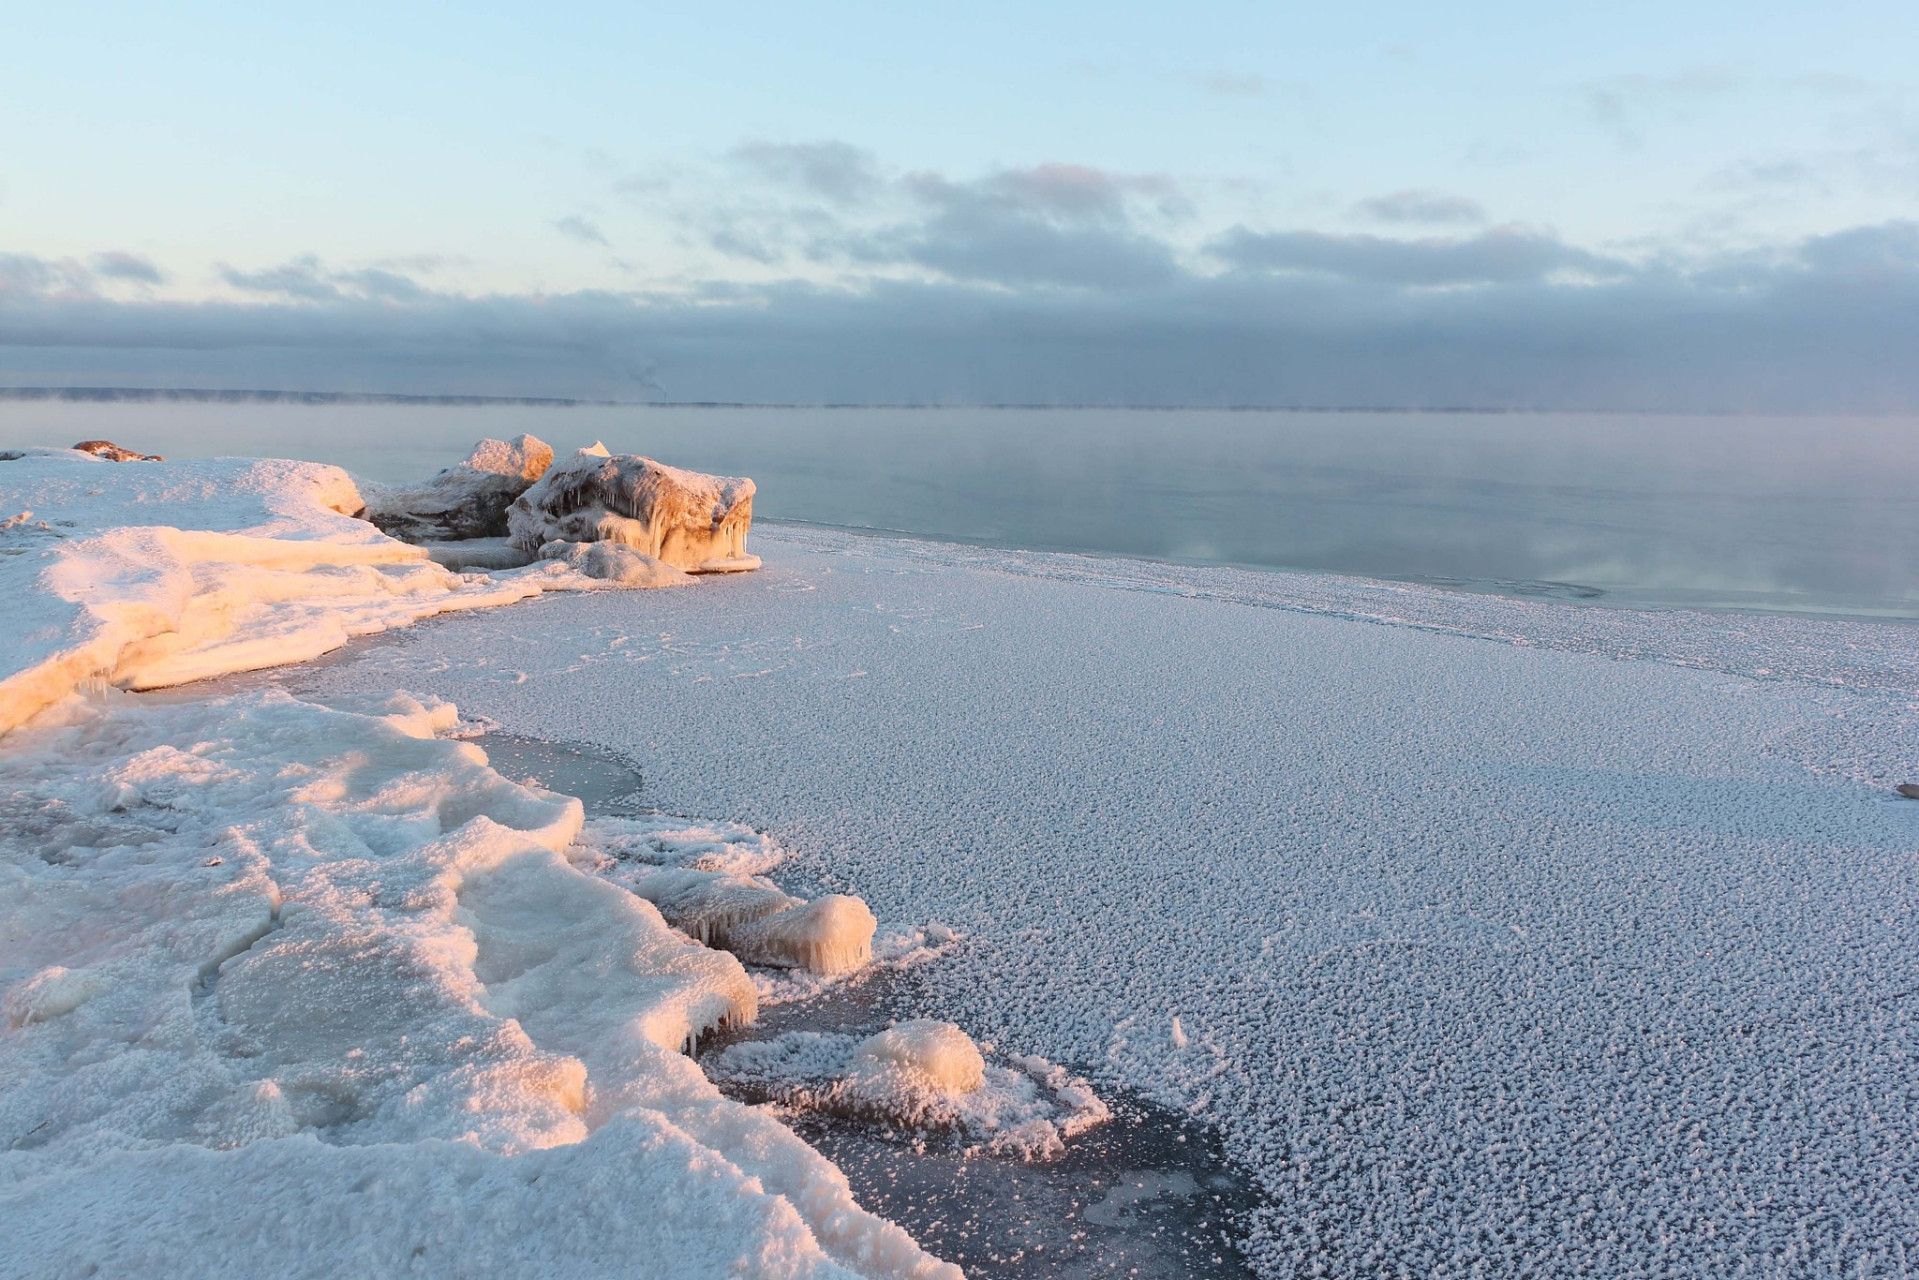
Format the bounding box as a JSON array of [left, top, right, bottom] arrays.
[[4, 401, 1914, 618]]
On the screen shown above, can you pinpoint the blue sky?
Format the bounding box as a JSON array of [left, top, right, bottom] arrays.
[[3, 1, 1917, 405]]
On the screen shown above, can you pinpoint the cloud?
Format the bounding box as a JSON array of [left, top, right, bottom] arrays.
[[552, 215, 611, 247], [1354, 190, 1487, 226], [90, 251, 165, 285], [687, 155, 1190, 291], [218, 255, 429, 303], [8, 221, 1919, 412], [1211, 226, 1626, 286], [731, 141, 883, 206], [0, 252, 95, 300]]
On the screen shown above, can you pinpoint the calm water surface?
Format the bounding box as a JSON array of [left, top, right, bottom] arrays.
[[4, 401, 1915, 618]]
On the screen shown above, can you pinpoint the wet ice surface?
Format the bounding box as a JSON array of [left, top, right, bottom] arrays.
[[303, 528, 1919, 1276]]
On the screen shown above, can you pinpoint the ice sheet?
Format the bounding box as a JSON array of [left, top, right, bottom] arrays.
[[305, 524, 1919, 1276]]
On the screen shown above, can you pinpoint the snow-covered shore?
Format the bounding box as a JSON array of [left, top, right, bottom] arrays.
[[301, 524, 1919, 1277], [9, 442, 1919, 1277], [0, 449, 961, 1278]]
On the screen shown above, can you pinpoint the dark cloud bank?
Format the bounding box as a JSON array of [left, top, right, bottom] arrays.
[[5, 193, 1919, 411]]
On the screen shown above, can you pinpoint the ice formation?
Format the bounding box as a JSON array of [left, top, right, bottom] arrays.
[[724, 895, 878, 975], [509, 443, 761, 573], [71, 439, 163, 462], [310, 523, 1919, 1276], [539, 538, 696, 588], [0, 688, 956, 1277], [711, 1023, 1109, 1161], [0, 446, 689, 735], [362, 433, 554, 543]]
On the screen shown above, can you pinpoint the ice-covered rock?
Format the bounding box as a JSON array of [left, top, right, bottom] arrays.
[[364, 434, 555, 542], [71, 439, 163, 462], [508, 443, 760, 573], [538, 539, 695, 588]]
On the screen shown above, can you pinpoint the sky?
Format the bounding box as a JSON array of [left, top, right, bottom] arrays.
[[2, 0, 1917, 407]]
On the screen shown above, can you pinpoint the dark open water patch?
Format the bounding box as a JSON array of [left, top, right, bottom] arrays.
[[474, 732, 646, 813], [701, 965, 1267, 1278]]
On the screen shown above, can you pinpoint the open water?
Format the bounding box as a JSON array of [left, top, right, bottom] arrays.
[[4, 400, 1914, 618]]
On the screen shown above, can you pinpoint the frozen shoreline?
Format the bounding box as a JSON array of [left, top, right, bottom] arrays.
[[7, 446, 1919, 1276], [302, 523, 1919, 1276]]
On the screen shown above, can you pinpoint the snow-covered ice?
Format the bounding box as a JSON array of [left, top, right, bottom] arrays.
[[304, 523, 1919, 1276]]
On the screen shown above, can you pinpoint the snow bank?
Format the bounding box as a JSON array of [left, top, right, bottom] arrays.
[[509, 443, 760, 573], [0, 447, 684, 735], [0, 687, 957, 1278]]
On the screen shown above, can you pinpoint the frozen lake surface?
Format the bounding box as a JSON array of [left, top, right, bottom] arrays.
[[302, 525, 1919, 1276], [6, 399, 1918, 617]]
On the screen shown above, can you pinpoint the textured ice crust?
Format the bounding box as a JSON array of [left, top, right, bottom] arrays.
[[305, 524, 1919, 1277], [509, 442, 761, 573], [0, 688, 956, 1279]]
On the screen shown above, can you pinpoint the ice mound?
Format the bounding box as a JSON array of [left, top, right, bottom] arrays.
[[851, 1020, 986, 1094], [539, 538, 696, 588], [508, 443, 760, 573], [363, 434, 554, 542], [711, 1024, 1110, 1161], [72, 439, 163, 462]]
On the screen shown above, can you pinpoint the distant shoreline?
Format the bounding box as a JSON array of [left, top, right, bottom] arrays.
[[0, 386, 1834, 415]]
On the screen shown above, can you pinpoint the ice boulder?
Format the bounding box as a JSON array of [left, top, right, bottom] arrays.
[[72, 439, 163, 462], [537, 539, 694, 588], [726, 895, 877, 975], [507, 443, 760, 573], [364, 434, 555, 542]]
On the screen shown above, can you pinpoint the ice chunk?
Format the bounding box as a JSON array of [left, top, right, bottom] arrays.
[[710, 1026, 1109, 1160], [508, 444, 760, 573], [363, 434, 555, 542], [849, 1019, 986, 1095], [538, 539, 696, 588], [726, 894, 877, 975]]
